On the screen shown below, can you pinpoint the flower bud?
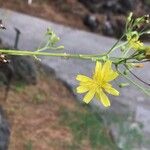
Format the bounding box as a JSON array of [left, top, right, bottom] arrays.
[[119, 83, 130, 88], [135, 53, 145, 61], [133, 63, 144, 68]]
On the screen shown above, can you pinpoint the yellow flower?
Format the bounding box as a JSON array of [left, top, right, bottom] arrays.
[[126, 31, 144, 50], [76, 60, 119, 107], [130, 40, 144, 50]]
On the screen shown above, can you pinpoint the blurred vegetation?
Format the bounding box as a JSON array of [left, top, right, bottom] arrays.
[[100, 111, 143, 150], [24, 140, 33, 150], [59, 105, 118, 150], [59, 104, 145, 150], [145, 0, 150, 5], [13, 81, 26, 92]]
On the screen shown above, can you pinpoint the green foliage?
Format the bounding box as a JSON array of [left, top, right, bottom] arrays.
[[14, 81, 26, 92], [32, 93, 46, 104], [24, 140, 33, 150], [37, 28, 64, 53], [59, 105, 117, 150], [144, 0, 150, 5], [46, 28, 60, 46], [97, 110, 144, 150], [117, 121, 143, 150]]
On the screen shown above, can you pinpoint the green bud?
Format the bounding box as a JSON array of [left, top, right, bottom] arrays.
[[46, 28, 60, 46], [126, 64, 133, 69], [123, 70, 129, 75], [56, 45, 64, 50], [135, 53, 145, 61], [120, 46, 126, 52], [50, 33, 60, 46], [102, 56, 107, 61], [46, 28, 53, 35], [119, 83, 130, 88], [127, 12, 133, 23]]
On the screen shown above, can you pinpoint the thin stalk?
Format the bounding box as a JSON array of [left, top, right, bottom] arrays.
[[0, 49, 104, 61], [122, 48, 131, 58], [117, 68, 150, 96], [106, 35, 125, 55], [36, 46, 63, 52], [127, 59, 150, 63], [114, 51, 143, 65], [125, 65, 150, 86]]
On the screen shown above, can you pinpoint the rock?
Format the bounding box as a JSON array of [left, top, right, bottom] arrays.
[[79, 0, 136, 14], [79, 0, 121, 13], [79, 0, 103, 13], [115, 18, 125, 38], [37, 62, 56, 77], [101, 14, 125, 38], [0, 56, 37, 85], [11, 56, 37, 84], [0, 63, 13, 86], [100, 0, 122, 14], [103, 21, 114, 36], [0, 106, 10, 150], [101, 0, 136, 14], [83, 14, 99, 31], [118, 0, 135, 13]]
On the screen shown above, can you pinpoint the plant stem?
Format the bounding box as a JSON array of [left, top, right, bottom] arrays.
[[106, 35, 125, 55], [0, 49, 104, 61], [117, 68, 150, 96], [125, 65, 150, 86]]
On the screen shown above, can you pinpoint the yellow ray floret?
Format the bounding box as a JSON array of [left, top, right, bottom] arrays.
[[126, 32, 144, 50], [76, 60, 119, 107]]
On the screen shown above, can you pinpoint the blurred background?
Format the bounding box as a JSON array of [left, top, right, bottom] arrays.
[[0, 0, 149, 150], [1, 0, 150, 38]]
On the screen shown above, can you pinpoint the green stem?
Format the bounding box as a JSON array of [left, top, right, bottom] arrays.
[[127, 59, 150, 63], [114, 51, 143, 65], [122, 48, 130, 58], [0, 49, 104, 61], [106, 35, 125, 55], [36, 47, 48, 52], [117, 68, 150, 96], [36, 46, 62, 52]]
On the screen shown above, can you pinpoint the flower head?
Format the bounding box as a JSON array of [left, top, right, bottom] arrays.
[[126, 31, 144, 50], [76, 60, 119, 107]]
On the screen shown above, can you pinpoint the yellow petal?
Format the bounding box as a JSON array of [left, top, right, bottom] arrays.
[[79, 81, 93, 86], [93, 61, 102, 81], [76, 86, 89, 93], [95, 61, 102, 71], [105, 71, 119, 82], [80, 82, 99, 93], [97, 90, 110, 107], [76, 75, 92, 82], [101, 60, 112, 80], [83, 90, 96, 104], [103, 83, 119, 96]]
